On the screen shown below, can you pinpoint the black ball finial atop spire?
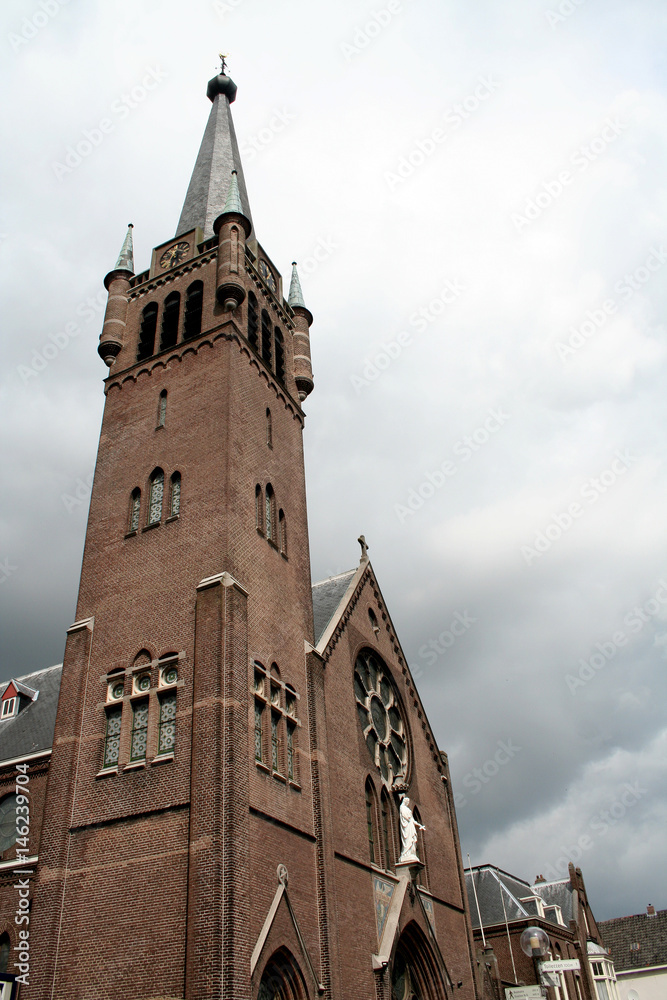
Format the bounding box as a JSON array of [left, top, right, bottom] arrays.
[[207, 53, 237, 103]]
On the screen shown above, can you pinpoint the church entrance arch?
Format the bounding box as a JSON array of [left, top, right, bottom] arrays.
[[257, 946, 310, 1000], [391, 922, 447, 1000]]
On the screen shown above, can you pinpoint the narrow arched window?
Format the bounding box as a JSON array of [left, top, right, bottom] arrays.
[[265, 484, 274, 540], [278, 509, 286, 555], [248, 291, 258, 350], [157, 390, 167, 428], [148, 468, 164, 524], [261, 310, 272, 366], [184, 281, 203, 340], [0, 932, 10, 973], [129, 488, 141, 533], [274, 327, 285, 383], [160, 291, 180, 350], [381, 790, 394, 868], [137, 302, 158, 361], [365, 779, 379, 866], [266, 408, 272, 448], [255, 484, 263, 533], [413, 806, 427, 886], [170, 472, 181, 517]]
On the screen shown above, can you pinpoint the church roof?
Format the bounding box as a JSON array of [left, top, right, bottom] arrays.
[[312, 570, 357, 645], [176, 75, 254, 240], [0, 664, 62, 764]]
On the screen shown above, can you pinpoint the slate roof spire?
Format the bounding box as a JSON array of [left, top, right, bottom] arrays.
[[288, 262, 307, 309], [176, 64, 254, 240], [114, 223, 134, 274]]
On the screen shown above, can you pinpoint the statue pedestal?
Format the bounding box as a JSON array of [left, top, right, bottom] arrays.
[[395, 859, 424, 883]]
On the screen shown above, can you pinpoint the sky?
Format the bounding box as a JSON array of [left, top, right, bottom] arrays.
[[1, 0, 666, 924]]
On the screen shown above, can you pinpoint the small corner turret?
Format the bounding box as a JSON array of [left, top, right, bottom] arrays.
[[214, 170, 252, 312], [288, 262, 314, 400], [98, 223, 134, 367]]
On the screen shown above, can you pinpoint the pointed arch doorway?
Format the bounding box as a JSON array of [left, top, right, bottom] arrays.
[[391, 922, 448, 1000], [257, 946, 310, 1000]]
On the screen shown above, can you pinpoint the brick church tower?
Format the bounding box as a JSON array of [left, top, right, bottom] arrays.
[[24, 65, 483, 1000]]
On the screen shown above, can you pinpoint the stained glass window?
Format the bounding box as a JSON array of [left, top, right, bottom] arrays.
[[149, 469, 164, 524], [129, 489, 141, 532], [279, 509, 286, 554], [255, 701, 264, 762], [265, 485, 274, 540], [130, 699, 149, 761], [170, 473, 181, 517], [354, 650, 408, 789], [271, 711, 280, 771], [103, 706, 122, 768], [158, 692, 176, 755], [287, 721, 295, 781]]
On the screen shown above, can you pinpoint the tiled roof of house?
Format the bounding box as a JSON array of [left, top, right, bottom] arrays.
[[598, 909, 667, 971], [0, 665, 62, 763]]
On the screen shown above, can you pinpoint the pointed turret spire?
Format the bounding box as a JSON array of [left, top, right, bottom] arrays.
[[114, 223, 134, 274], [288, 262, 307, 310], [223, 170, 244, 214], [176, 66, 253, 240]]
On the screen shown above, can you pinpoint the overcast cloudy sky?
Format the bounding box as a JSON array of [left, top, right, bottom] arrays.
[[1, 0, 666, 923]]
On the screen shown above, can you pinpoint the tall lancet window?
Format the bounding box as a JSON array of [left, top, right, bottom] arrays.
[[265, 484, 274, 540], [248, 291, 259, 350], [148, 468, 164, 524], [266, 408, 272, 448], [129, 488, 141, 533], [255, 484, 263, 533], [274, 328, 285, 384], [184, 281, 203, 340], [137, 303, 158, 361], [160, 292, 180, 350], [170, 472, 181, 517], [261, 310, 272, 366], [157, 390, 167, 428]]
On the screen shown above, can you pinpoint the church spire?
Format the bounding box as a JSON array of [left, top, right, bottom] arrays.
[[176, 63, 254, 240], [114, 223, 134, 274], [288, 262, 307, 310]]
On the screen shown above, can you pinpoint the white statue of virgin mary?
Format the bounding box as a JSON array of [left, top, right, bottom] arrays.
[[398, 795, 425, 863]]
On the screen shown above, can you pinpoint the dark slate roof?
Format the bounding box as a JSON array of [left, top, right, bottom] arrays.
[[466, 867, 572, 930], [176, 91, 253, 240], [598, 909, 667, 971], [0, 665, 62, 764], [312, 569, 357, 645]]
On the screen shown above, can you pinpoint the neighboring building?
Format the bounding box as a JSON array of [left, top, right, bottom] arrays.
[[599, 905, 667, 1000], [0, 64, 493, 999], [466, 862, 620, 1000]]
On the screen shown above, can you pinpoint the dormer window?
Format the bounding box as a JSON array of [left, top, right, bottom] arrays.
[[1, 697, 17, 719]]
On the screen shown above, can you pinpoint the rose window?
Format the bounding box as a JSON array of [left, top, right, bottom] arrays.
[[354, 650, 408, 788]]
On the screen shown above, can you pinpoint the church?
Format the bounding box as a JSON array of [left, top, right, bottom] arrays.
[[0, 65, 490, 1000]]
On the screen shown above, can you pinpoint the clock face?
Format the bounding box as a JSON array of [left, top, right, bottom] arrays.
[[259, 259, 276, 292], [160, 241, 190, 269]]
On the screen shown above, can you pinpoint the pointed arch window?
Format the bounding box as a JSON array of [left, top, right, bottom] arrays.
[[261, 309, 272, 366], [274, 327, 285, 383], [255, 484, 264, 533], [129, 488, 141, 533], [279, 509, 287, 556], [257, 948, 310, 1000], [137, 302, 158, 361], [148, 468, 164, 525], [365, 778, 380, 866], [413, 805, 427, 886], [157, 390, 167, 428], [266, 408, 272, 448], [381, 789, 394, 868], [169, 472, 181, 517], [183, 280, 203, 339], [247, 291, 259, 350], [160, 292, 180, 350], [265, 484, 274, 540]]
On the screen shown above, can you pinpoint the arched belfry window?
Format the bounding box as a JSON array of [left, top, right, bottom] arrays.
[[274, 327, 285, 383], [148, 468, 164, 525], [248, 291, 259, 350], [257, 948, 310, 1000], [169, 472, 181, 517], [265, 484, 274, 540], [137, 302, 158, 361], [160, 292, 180, 350], [157, 390, 167, 428], [184, 281, 203, 340], [129, 488, 141, 533], [261, 309, 272, 366]]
